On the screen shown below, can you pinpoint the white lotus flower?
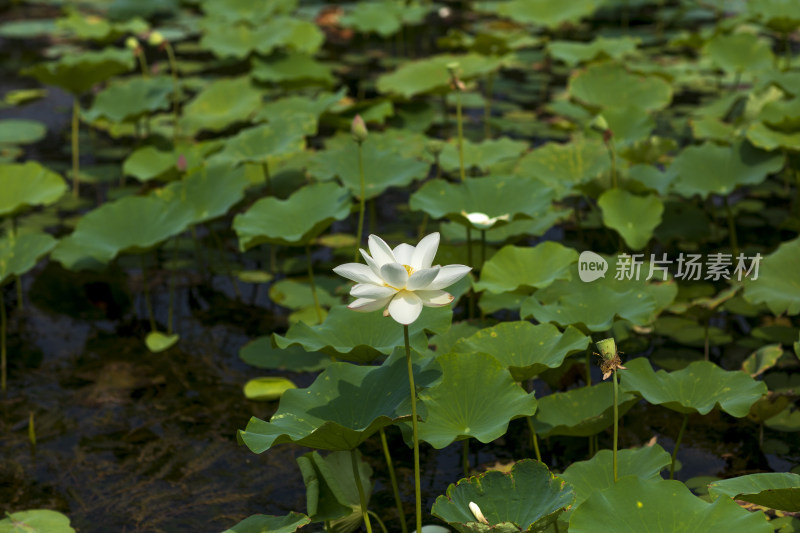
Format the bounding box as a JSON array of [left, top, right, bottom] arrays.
[[461, 211, 509, 230], [333, 232, 471, 325], [468, 502, 489, 525]]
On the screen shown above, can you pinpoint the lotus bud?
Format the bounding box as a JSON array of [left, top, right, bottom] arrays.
[[590, 114, 609, 133], [125, 36, 141, 52], [351, 114, 368, 144], [176, 154, 187, 172], [468, 502, 489, 525], [148, 31, 165, 47], [426, 139, 444, 156], [447, 62, 465, 91]]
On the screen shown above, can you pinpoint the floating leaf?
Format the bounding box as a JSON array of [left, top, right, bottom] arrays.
[[84, 76, 173, 123], [144, 331, 180, 353], [212, 120, 310, 168], [532, 382, 638, 437], [480, 0, 599, 29], [180, 77, 262, 137], [709, 473, 800, 512], [742, 236, 800, 316], [0, 162, 66, 216], [598, 189, 663, 250], [747, 0, 800, 34], [569, 476, 773, 533], [569, 62, 673, 112], [548, 36, 639, 66], [474, 242, 578, 294], [243, 377, 297, 401], [122, 146, 179, 182], [200, 17, 323, 59], [251, 52, 335, 85], [452, 322, 589, 381], [238, 349, 439, 452], [222, 512, 310, 533], [273, 305, 451, 363], [0, 119, 46, 145], [746, 122, 800, 151], [513, 138, 610, 198], [0, 232, 58, 285], [410, 176, 557, 229], [431, 460, 574, 533], [704, 32, 774, 74], [240, 337, 330, 372], [437, 137, 528, 174], [0, 509, 75, 533], [24, 48, 134, 94], [233, 182, 351, 249], [560, 445, 672, 520], [670, 140, 784, 198], [407, 352, 536, 448], [620, 358, 767, 417]]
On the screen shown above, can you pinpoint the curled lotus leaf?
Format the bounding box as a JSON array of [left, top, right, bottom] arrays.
[[222, 511, 310, 533], [478, 0, 599, 29], [237, 348, 440, 452], [569, 476, 773, 533], [437, 137, 528, 174], [452, 321, 589, 381], [703, 32, 774, 75], [548, 36, 639, 66], [23, 48, 134, 94], [0, 509, 76, 533], [620, 358, 767, 417], [179, 77, 262, 137], [742, 236, 800, 316], [532, 382, 638, 437], [431, 460, 575, 533], [474, 242, 578, 294], [0, 161, 66, 217], [597, 189, 663, 251], [708, 473, 800, 512], [84, 76, 173, 123], [0, 231, 58, 285], [568, 62, 673, 112]]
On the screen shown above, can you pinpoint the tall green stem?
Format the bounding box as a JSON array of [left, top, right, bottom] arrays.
[[379, 428, 408, 533], [612, 369, 619, 482], [669, 414, 689, 480], [405, 325, 422, 533], [306, 243, 323, 323], [1, 287, 6, 392], [484, 72, 495, 140], [456, 90, 465, 182], [164, 41, 181, 138], [480, 230, 486, 271], [724, 196, 739, 258], [367, 511, 389, 533], [351, 448, 373, 533], [466, 226, 474, 319], [355, 141, 366, 262], [71, 98, 80, 198], [140, 254, 157, 332], [525, 416, 542, 462]]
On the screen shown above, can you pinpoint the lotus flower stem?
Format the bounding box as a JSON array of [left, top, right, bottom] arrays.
[[140, 254, 157, 333], [306, 243, 323, 323], [367, 511, 388, 533], [525, 416, 542, 462], [1, 287, 6, 392], [466, 226, 475, 318], [379, 428, 408, 533], [162, 40, 182, 136], [355, 142, 366, 262], [612, 369, 619, 481], [480, 230, 486, 270], [404, 324, 422, 533], [462, 439, 469, 477], [724, 196, 739, 258], [484, 71, 494, 140], [351, 448, 373, 533], [456, 91, 465, 182], [167, 238, 178, 336], [669, 413, 689, 480], [71, 98, 80, 198]]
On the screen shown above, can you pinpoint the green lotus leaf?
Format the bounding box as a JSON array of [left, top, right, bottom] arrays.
[[0, 509, 75, 533], [269, 278, 339, 310], [522, 262, 677, 332], [233, 182, 351, 249], [437, 137, 528, 174], [51, 195, 194, 270], [211, 121, 309, 167], [107, 0, 179, 20], [297, 450, 372, 533], [532, 382, 638, 437], [602, 105, 655, 146], [742, 236, 800, 316], [243, 377, 297, 401], [620, 358, 767, 417], [704, 32, 774, 74], [273, 305, 451, 363], [24, 48, 134, 95], [474, 242, 578, 294], [202, 0, 296, 23], [759, 97, 800, 131], [765, 405, 800, 432], [144, 331, 180, 353], [568, 63, 672, 112], [742, 344, 783, 377], [560, 445, 672, 520], [709, 473, 800, 512], [513, 138, 610, 198], [0, 19, 61, 39], [690, 117, 737, 143], [452, 322, 589, 381], [748, 0, 800, 33], [598, 189, 663, 250], [748, 393, 791, 424], [439, 211, 570, 244], [309, 144, 428, 200], [84, 76, 173, 123], [670, 140, 784, 198], [0, 162, 67, 217], [222, 512, 310, 533], [569, 476, 773, 533], [238, 349, 439, 452], [548, 36, 639, 66], [0, 119, 46, 145], [376, 53, 508, 98], [180, 77, 262, 137], [653, 317, 732, 348], [0, 231, 58, 286], [479, 0, 599, 28], [251, 52, 335, 85], [122, 146, 179, 182], [431, 460, 574, 533], [57, 9, 115, 42], [410, 176, 556, 229], [404, 352, 537, 448], [200, 17, 323, 59], [341, 1, 405, 37], [746, 122, 800, 151], [240, 337, 331, 372]]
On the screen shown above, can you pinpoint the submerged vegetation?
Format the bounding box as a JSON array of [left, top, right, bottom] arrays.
[[1, 0, 800, 531]]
